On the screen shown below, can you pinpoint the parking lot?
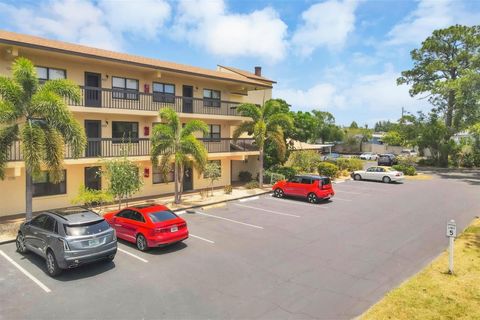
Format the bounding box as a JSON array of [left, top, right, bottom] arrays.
[[1, 174, 479, 319]]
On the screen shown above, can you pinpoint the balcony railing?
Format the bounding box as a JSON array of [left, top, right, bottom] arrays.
[[65, 87, 241, 116], [6, 138, 258, 161]]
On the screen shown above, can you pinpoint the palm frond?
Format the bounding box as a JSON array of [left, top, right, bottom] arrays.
[[37, 79, 81, 104], [232, 121, 254, 140], [43, 129, 65, 183], [21, 123, 45, 176], [156, 153, 174, 183], [236, 103, 262, 121], [267, 113, 294, 131], [150, 140, 174, 166], [179, 135, 208, 172], [158, 108, 180, 136], [0, 76, 23, 106], [253, 121, 267, 149], [12, 57, 38, 98], [0, 124, 19, 179], [181, 120, 209, 139], [151, 123, 174, 141], [263, 99, 282, 118], [0, 100, 20, 124], [268, 129, 287, 160]]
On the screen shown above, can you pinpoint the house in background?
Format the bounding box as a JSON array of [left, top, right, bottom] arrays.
[[0, 30, 274, 216]]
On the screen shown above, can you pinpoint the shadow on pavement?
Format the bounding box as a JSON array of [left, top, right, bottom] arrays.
[[118, 238, 188, 256]]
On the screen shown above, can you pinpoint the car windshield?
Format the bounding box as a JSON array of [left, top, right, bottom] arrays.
[[148, 210, 177, 223], [64, 220, 110, 236]]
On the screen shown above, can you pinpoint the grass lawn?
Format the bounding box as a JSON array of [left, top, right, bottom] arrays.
[[362, 217, 480, 320]]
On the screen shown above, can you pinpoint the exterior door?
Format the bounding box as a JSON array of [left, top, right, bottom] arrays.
[[85, 72, 102, 107], [85, 166, 101, 190], [85, 120, 101, 157], [183, 163, 193, 192], [182, 85, 193, 113], [284, 177, 302, 196]]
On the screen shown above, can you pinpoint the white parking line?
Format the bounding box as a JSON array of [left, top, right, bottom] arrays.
[[0, 250, 51, 293], [117, 247, 148, 263], [189, 234, 215, 244], [195, 211, 264, 229], [265, 196, 329, 208], [238, 196, 259, 202], [234, 203, 300, 218]]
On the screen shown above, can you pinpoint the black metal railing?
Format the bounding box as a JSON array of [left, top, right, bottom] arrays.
[[66, 87, 241, 116], [6, 138, 258, 161]]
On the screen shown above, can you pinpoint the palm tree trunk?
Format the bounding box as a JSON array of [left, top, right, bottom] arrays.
[[25, 170, 33, 221], [259, 148, 264, 188], [174, 162, 180, 204]]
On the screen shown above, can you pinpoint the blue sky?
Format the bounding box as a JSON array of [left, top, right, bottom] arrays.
[[0, 0, 479, 126]]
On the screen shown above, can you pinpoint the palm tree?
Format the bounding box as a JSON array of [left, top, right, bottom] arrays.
[[150, 108, 209, 204], [233, 100, 293, 187], [0, 58, 86, 221]]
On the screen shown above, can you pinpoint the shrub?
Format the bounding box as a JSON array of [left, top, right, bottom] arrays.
[[285, 150, 322, 173], [392, 164, 416, 176], [335, 158, 363, 171], [238, 171, 252, 182], [417, 158, 436, 166], [318, 162, 339, 178], [269, 165, 297, 180], [224, 185, 233, 194], [71, 185, 114, 211], [245, 181, 259, 189]]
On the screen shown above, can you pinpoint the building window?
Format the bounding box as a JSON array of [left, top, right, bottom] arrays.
[[203, 89, 221, 107], [112, 76, 139, 100], [33, 170, 67, 197], [204, 160, 221, 178], [35, 66, 66, 83], [112, 121, 139, 143], [153, 165, 175, 184], [153, 82, 175, 103], [205, 124, 221, 141]]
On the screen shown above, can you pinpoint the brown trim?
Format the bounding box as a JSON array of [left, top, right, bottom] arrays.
[[0, 39, 273, 88]]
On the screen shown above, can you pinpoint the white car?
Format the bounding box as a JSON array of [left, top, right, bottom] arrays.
[[352, 166, 404, 183], [359, 152, 378, 160], [400, 149, 418, 157]]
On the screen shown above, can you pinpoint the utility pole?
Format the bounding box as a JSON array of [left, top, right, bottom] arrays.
[[401, 107, 405, 118]]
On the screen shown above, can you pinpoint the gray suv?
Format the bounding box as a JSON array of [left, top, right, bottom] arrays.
[[16, 207, 117, 277]]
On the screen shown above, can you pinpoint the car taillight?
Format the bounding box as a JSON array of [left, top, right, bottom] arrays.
[[155, 227, 169, 233], [396, 173, 402, 176], [60, 238, 70, 251]]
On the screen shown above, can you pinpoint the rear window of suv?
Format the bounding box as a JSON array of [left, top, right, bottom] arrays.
[[321, 178, 331, 185], [64, 220, 110, 236], [148, 210, 177, 223]]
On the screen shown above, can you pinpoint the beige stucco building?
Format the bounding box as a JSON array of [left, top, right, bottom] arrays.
[[0, 30, 274, 216]]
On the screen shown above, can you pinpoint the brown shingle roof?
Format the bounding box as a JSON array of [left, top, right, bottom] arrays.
[[0, 30, 273, 88], [218, 65, 276, 83]]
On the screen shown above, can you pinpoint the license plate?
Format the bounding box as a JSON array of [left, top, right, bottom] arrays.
[[170, 226, 178, 232], [88, 238, 100, 246]]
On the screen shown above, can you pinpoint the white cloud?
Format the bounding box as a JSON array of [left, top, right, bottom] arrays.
[[274, 65, 430, 124], [0, 0, 171, 50], [387, 0, 480, 46], [172, 0, 288, 62], [292, 0, 359, 56]]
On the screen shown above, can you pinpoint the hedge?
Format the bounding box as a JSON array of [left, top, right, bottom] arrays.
[[392, 164, 416, 176], [318, 162, 339, 178]]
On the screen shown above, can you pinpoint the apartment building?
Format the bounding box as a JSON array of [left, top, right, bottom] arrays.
[[0, 30, 275, 216]]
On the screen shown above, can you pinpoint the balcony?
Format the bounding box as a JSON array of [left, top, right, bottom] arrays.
[[6, 138, 258, 161], [65, 87, 241, 116]]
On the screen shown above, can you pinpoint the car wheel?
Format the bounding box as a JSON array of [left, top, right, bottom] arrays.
[[382, 176, 391, 183], [274, 188, 284, 198], [354, 174, 362, 181], [136, 234, 148, 251], [307, 193, 318, 204], [46, 250, 62, 277], [16, 233, 28, 254]]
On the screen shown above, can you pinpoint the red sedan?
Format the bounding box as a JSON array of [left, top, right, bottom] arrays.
[[272, 175, 335, 203], [104, 204, 188, 251]]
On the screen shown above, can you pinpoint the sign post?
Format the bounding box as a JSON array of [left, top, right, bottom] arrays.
[[446, 220, 456, 274]]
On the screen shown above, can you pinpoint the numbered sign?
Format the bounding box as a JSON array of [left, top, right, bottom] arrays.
[[446, 221, 456, 238]]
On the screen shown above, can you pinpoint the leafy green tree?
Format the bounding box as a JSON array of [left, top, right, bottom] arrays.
[[285, 150, 322, 174], [289, 111, 316, 142], [374, 120, 397, 132], [382, 131, 404, 146], [233, 99, 293, 187], [203, 161, 221, 196], [71, 185, 113, 212], [349, 121, 359, 129], [101, 152, 143, 209], [398, 25, 480, 166], [0, 58, 86, 221], [150, 108, 209, 204]]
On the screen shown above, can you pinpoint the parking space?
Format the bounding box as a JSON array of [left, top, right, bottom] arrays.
[[1, 175, 479, 319]]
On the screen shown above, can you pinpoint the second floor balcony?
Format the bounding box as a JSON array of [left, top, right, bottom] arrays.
[[65, 87, 242, 116], [6, 138, 258, 162]]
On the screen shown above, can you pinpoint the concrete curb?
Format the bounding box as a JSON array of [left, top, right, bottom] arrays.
[[0, 190, 272, 245]]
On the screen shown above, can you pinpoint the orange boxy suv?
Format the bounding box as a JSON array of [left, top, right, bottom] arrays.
[[272, 175, 335, 203]]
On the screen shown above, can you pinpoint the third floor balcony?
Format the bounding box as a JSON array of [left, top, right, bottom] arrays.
[[65, 87, 242, 117]]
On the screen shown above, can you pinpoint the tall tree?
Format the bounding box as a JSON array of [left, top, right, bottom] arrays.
[[150, 108, 209, 204], [0, 58, 86, 221], [233, 99, 293, 187], [349, 121, 359, 129], [398, 25, 480, 166]]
